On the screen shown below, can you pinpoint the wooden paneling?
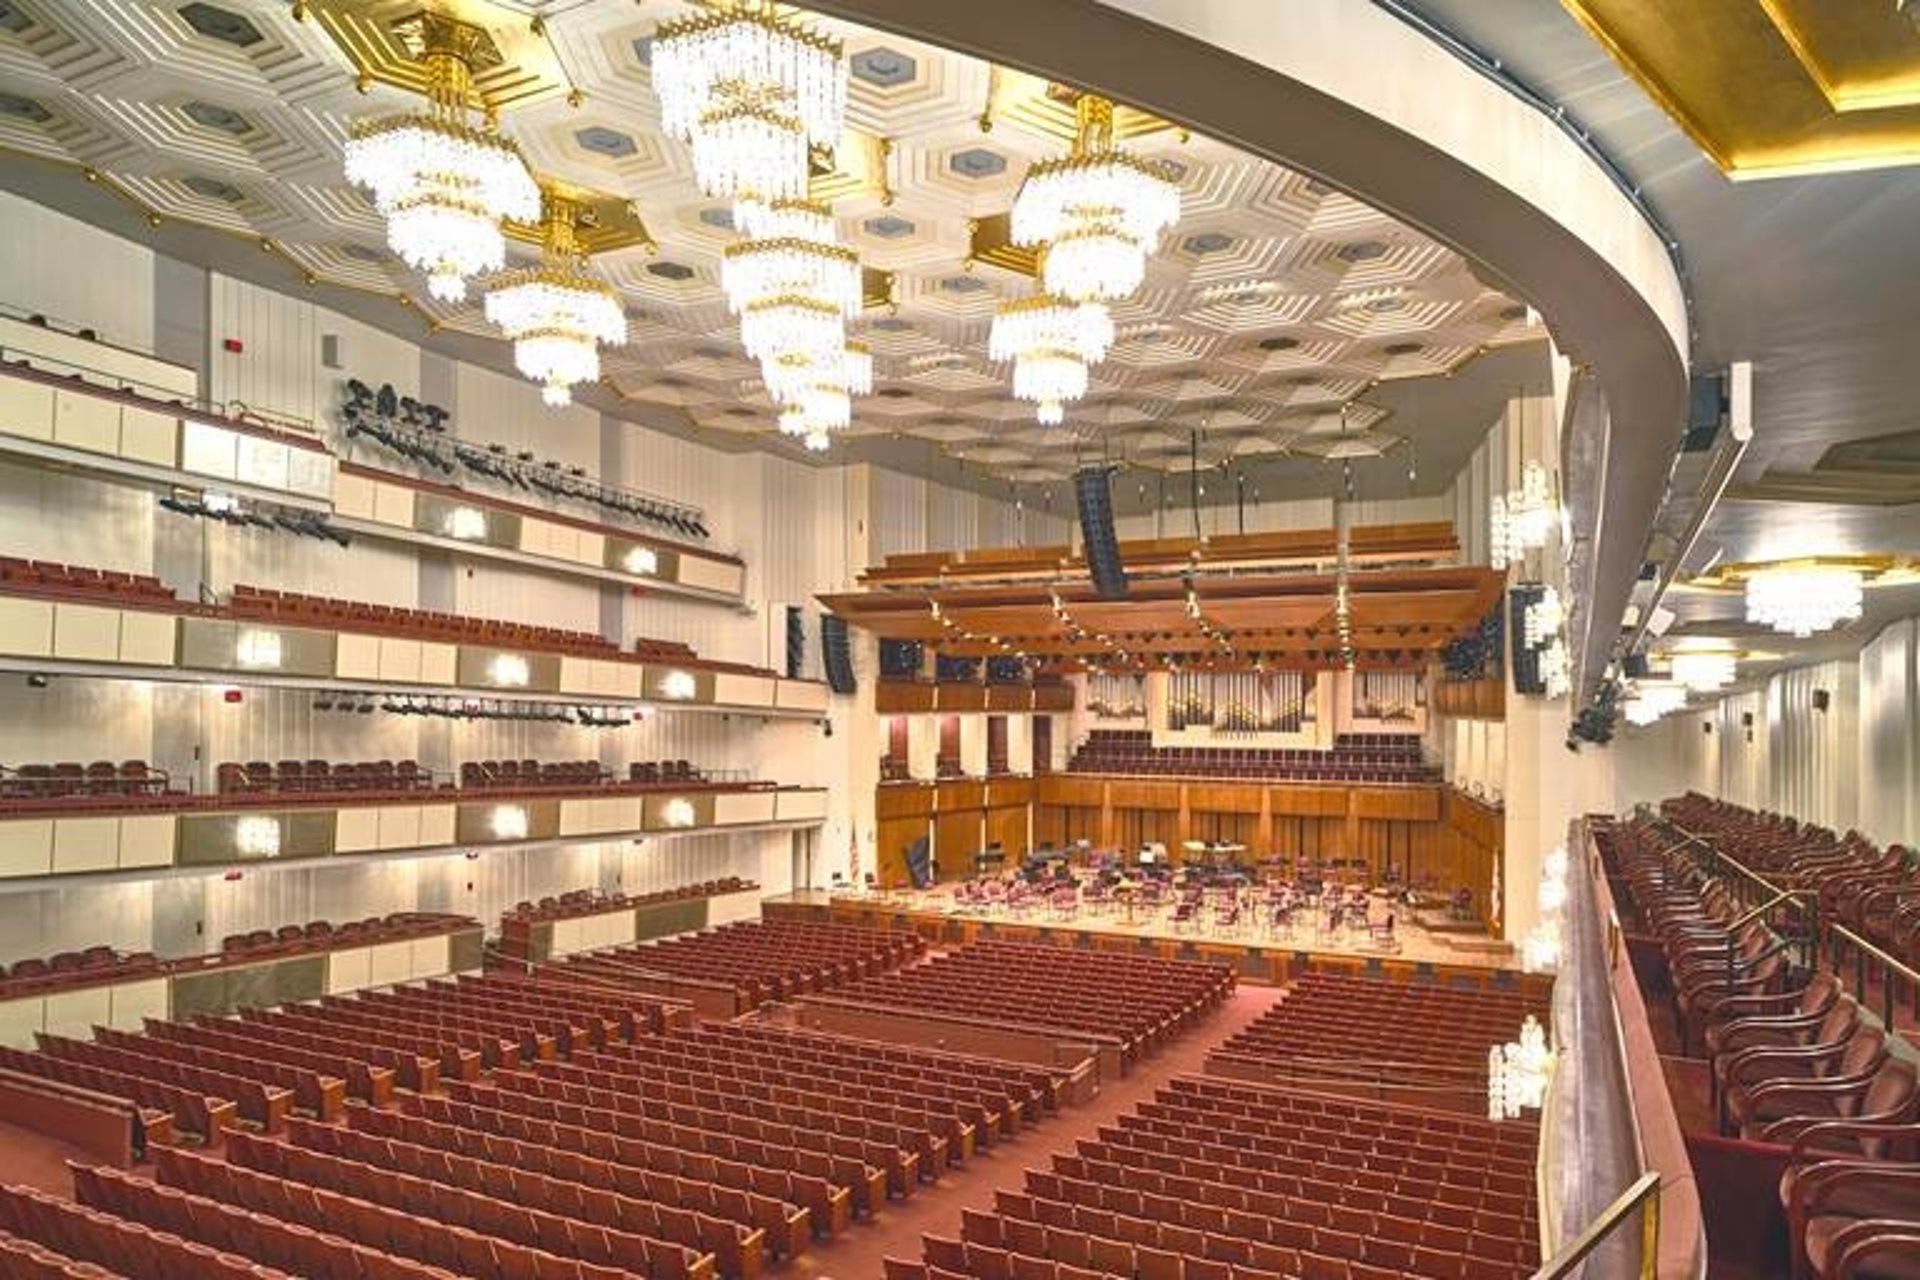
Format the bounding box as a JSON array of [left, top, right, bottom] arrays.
[[934, 780, 986, 810], [933, 809, 983, 872], [1268, 786, 1351, 817], [985, 804, 1029, 857], [1107, 781, 1182, 810], [985, 778, 1033, 807], [875, 815, 930, 889], [1037, 776, 1106, 807], [1187, 783, 1263, 814], [876, 683, 936, 714], [936, 684, 987, 712], [1434, 677, 1505, 720], [875, 783, 936, 818], [1351, 786, 1441, 822]]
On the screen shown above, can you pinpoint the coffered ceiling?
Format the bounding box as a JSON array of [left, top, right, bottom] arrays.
[[0, 0, 1544, 488]]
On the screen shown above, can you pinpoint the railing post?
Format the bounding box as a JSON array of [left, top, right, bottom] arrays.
[[1639, 1182, 1662, 1280]]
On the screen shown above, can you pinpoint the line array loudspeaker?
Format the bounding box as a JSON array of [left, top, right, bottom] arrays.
[[1075, 467, 1128, 600], [821, 614, 856, 695], [784, 605, 805, 680]]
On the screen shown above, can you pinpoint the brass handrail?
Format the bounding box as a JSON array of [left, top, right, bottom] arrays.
[[1826, 920, 1920, 1030], [1529, 1170, 1662, 1280]]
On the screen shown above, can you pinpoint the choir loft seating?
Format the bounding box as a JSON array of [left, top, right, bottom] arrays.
[[807, 941, 1234, 1073], [890, 1074, 1540, 1280], [0, 947, 159, 999], [532, 919, 924, 1008], [1207, 972, 1553, 1114], [1067, 730, 1439, 785]]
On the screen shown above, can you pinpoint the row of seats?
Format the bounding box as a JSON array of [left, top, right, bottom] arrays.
[[537, 920, 925, 1006], [1600, 812, 1920, 1279], [502, 881, 755, 925], [1, 915, 472, 1001], [825, 940, 1235, 1069], [0, 761, 172, 799], [0, 557, 174, 606], [889, 1075, 1540, 1280], [215, 760, 438, 795], [458, 760, 710, 790], [1208, 972, 1551, 1098], [1657, 793, 1919, 974], [1068, 730, 1437, 784], [231, 584, 621, 656]]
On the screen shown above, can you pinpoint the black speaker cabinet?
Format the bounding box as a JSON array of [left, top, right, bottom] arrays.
[[1074, 467, 1128, 599], [784, 606, 805, 680], [821, 614, 856, 695]]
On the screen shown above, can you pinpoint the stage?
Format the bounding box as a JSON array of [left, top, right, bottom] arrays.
[[763, 887, 1528, 989]]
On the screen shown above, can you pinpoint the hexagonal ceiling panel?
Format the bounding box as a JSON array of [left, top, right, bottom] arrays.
[[0, 0, 1544, 483]]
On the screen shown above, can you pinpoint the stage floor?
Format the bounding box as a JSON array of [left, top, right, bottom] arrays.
[[766, 887, 1519, 977]]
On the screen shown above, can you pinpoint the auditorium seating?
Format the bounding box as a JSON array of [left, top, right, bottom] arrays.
[[215, 759, 439, 795], [535, 920, 923, 1007], [0, 1179, 299, 1280], [0, 946, 159, 997], [502, 881, 755, 926], [0, 760, 173, 800], [824, 941, 1234, 1069], [1208, 972, 1551, 1109], [232, 584, 622, 655], [1067, 730, 1439, 784], [892, 1074, 1540, 1280], [0, 557, 175, 607]]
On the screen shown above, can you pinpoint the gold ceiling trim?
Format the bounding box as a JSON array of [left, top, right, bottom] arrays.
[[808, 130, 890, 205], [965, 213, 1039, 279], [1561, 0, 1920, 178], [504, 181, 654, 258], [1681, 554, 1906, 591], [298, 0, 574, 112], [982, 70, 1181, 144]]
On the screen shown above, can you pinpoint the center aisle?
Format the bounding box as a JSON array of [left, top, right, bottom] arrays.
[[782, 983, 1287, 1279]]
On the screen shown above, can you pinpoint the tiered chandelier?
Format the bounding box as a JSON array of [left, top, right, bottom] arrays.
[[1488, 1016, 1554, 1120], [343, 17, 539, 303], [652, 2, 848, 204], [987, 294, 1113, 425], [1010, 95, 1181, 303], [989, 94, 1179, 426], [1622, 679, 1688, 726], [1669, 648, 1737, 692], [651, 8, 867, 449], [1744, 562, 1864, 637], [1490, 460, 1558, 571], [483, 189, 626, 407]]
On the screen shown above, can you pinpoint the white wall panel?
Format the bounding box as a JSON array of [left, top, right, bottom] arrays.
[[0, 192, 154, 353], [455, 364, 599, 471], [208, 276, 320, 427], [1858, 620, 1919, 844], [0, 462, 156, 575]]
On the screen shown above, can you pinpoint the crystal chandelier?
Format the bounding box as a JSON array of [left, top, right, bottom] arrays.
[[1490, 460, 1558, 570], [1669, 649, 1737, 692], [483, 190, 625, 407], [651, 2, 847, 204], [1522, 585, 1563, 648], [1488, 1016, 1555, 1120], [1010, 95, 1181, 303], [739, 295, 845, 367], [1622, 680, 1688, 726], [720, 203, 861, 318], [1744, 562, 1864, 637], [343, 17, 539, 302], [989, 294, 1114, 424]]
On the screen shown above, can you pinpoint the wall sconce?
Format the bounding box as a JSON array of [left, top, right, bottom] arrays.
[[488, 805, 529, 841], [623, 545, 660, 576], [444, 506, 488, 541], [234, 815, 282, 858], [487, 654, 531, 687], [656, 670, 697, 701], [235, 628, 284, 670], [661, 798, 697, 829]]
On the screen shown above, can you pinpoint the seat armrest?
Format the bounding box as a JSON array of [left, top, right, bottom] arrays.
[[1782, 1118, 1920, 1160], [1832, 1220, 1920, 1280]]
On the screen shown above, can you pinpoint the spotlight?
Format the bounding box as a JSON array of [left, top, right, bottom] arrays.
[[25, 673, 48, 689]]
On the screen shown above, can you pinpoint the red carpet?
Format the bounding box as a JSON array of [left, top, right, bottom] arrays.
[[773, 984, 1285, 1279]]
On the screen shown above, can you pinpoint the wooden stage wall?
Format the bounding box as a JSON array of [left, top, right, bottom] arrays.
[[873, 776, 1505, 935]]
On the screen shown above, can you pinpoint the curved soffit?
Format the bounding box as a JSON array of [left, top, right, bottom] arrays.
[[801, 0, 1690, 697]]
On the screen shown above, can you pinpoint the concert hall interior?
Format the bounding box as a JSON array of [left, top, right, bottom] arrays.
[[1, 1, 1919, 1277]]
